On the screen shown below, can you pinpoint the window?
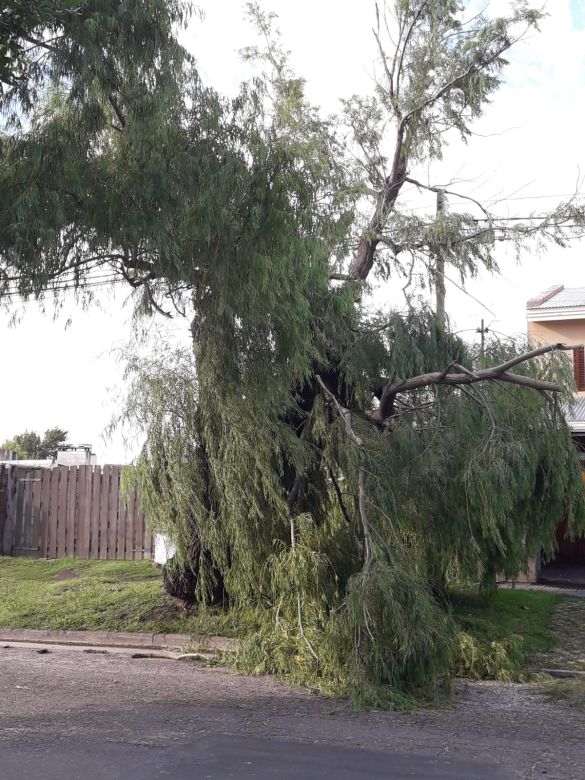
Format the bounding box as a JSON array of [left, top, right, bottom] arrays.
[[574, 347, 585, 391]]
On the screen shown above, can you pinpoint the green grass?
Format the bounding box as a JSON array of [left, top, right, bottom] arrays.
[[538, 679, 585, 709], [0, 559, 561, 682], [450, 588, 557, 679], [451, 589, 557, 655], [0, 557, 240, 636]]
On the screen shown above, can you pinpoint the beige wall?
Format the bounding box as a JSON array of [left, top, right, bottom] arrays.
[[528, 318, 585, 346], [528, 318, 585, 396]]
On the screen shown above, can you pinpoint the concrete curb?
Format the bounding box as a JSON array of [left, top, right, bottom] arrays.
[[0, 628, 236, 653], [542, 668, 585, 680]]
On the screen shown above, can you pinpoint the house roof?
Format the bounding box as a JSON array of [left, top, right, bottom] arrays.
[[527, 286, 585, 321], [526, 285, 585, 310], [564, 398, 585, 432]]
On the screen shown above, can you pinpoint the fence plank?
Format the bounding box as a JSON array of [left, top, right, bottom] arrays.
[[98, 467, 110, 560], [89, 466, 101, 559], [2, 467, 16, 555], [48, 468, 60, 558], [30, 472, 42, 557], [107, 466, 120, 559], [13, 470, 26, 556], [125, 487, 135, 560], [116, 469, 127, 561], [56, 467, 68, 557], [77, 467, 92, 559], [132, 488, 144, 560], [23, 471, 35, 555], [0, 467, 6, 552], [39, 469, 51, 558], [65, 466, 78, 557], [142, 499, 152, 560]]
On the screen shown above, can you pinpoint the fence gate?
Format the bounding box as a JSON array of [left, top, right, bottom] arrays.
[[0, 465, 153, 560]]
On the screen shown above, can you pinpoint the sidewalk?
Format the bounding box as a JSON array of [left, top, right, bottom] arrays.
[[0, 628, 235, 653], [498, 582, 585, 598]]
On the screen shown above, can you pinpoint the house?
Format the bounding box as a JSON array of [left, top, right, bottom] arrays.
[[526, 285, 585, 584], [0, 445, 97, 468]]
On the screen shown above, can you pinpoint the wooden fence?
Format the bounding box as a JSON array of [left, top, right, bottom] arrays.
[[0, 465, 153, 560]]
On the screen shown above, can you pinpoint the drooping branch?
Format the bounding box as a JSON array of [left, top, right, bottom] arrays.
[[376, 343, 580, 421], [328, 466, 352, 527], [316, 376, 373, 570]]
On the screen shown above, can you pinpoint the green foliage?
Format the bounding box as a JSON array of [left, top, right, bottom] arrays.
[[453, 632, 522, 682], [120, 325, 583, 704], [2, 427, 69, 459], [0, 1, 81, 89]]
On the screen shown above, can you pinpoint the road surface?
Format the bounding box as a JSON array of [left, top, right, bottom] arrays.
[[0, 644, 583, 779]]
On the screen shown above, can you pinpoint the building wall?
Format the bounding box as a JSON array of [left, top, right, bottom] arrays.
[[528, 319, 585, 396], [56, 449, 95, 466]]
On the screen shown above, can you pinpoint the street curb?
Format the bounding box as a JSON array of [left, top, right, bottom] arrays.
[[0, 628, 236, 653], [542, 668, 585, 680]]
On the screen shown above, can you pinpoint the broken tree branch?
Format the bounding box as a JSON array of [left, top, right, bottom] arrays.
[[376, 342, 579, 420]]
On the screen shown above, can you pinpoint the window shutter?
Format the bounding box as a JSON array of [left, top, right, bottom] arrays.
[[574, 347, 585, 391]]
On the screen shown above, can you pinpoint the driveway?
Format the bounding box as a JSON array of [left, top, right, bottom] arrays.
[[1, 646, 583, 779]]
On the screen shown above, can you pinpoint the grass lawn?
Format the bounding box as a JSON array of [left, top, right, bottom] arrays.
[[450, 588, 558, 678], [0, 557, 561, 680], [0, 557, 240, 637], [451, 588, 557, 655]]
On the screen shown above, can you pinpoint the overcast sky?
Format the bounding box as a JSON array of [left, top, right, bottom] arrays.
[[2, 0, 584, 462]]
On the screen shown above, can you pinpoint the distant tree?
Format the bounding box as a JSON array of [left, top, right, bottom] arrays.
[[2, 427, 69, 459]]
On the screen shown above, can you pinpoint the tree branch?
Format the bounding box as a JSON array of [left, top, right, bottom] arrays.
[[108, 94, 126, 129], [401, 33, 525, 123], [316, 376, 373, 570], [404, 176, 493, 221], [328, 467, 352, 527], [376, 343, 579, 420]]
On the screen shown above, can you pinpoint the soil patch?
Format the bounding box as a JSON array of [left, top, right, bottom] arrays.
[[145, 603, 187, 622], [53, 569, 79, 581]]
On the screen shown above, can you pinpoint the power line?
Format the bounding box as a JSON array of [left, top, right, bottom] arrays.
[[0, 276, 124, 299], [402, 189, 584, 214]]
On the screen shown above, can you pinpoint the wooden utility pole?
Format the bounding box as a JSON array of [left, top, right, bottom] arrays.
[[435, 189, 446, 323], [477, 318, 490, 357]]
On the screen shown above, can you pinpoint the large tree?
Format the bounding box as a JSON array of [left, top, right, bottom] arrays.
[[2, 1, 585, 704]]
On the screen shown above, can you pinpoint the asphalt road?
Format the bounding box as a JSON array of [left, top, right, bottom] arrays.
[[0, 733, 509, 780], [1, 645, 583, 779]]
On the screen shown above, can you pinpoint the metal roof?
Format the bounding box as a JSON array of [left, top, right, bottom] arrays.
[[564, 397, 585, 426], [528, 286, 585, 310]]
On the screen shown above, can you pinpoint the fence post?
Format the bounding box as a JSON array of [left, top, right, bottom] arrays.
[[0, 466, 5, 554], [2, 466, 16, 555]]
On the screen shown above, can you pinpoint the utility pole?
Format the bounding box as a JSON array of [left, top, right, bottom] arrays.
[[435, 189, 446, 324], [477, 318, 489, 358]]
